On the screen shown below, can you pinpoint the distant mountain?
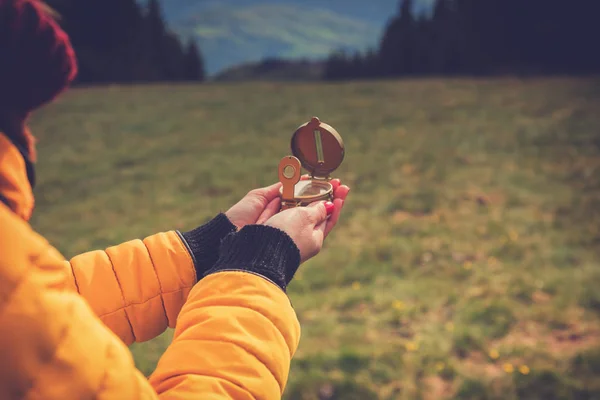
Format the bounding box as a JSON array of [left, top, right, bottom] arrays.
[[213, 58, 325, 82], [155, 0, 435, 76]]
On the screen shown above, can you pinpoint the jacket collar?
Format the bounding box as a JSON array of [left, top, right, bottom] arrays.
[[0, 131, 35, 221]]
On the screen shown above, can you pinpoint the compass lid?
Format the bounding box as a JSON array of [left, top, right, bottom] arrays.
[[290, 117, 345, 178]]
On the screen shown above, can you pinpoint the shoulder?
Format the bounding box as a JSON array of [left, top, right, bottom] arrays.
[[0, 203, 67, 290]]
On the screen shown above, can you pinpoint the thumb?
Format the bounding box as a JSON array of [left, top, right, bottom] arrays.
[[256, 196, 281, 224], [249, 181, 283, 203], [305, 201, 333, 227]]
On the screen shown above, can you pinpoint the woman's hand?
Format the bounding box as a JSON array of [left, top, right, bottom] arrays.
[[263, 180, 350, 264], [225, 182, 284, 230]]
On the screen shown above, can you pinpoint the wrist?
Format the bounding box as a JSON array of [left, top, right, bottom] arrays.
[[223, 211, 240, 231], [177, 213, 238, 280], [204, 225, 301, 292]]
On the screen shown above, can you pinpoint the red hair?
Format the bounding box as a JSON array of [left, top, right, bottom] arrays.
[[0, 0, 78, 158]]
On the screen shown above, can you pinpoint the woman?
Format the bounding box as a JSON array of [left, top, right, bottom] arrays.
[[0, 0, 350, 398]]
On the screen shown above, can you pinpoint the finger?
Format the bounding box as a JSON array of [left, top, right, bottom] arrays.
[[305, 200, 330, 227], [334, 184, 350, 201], [325, 185, 349, 237], [249, 181, 283, 205], [324, 197, 344, 238], [330, 178, 341, 192], [256, 196, 281, 224]]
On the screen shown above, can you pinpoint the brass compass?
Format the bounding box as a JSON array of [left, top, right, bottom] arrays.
[[279, 117, 345, 211]]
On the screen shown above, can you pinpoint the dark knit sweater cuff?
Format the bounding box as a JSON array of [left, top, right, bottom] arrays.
[[177, 213, 238, 280], [205, 225, 301, 292]]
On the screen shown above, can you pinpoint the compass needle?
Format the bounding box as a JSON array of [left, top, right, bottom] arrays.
[[314, 129, 325, 165]]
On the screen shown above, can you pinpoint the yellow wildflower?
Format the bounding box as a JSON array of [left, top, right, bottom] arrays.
[[503, 363, 514, 373], [405, 341, 419, 352], [519, 365, 530, 375], [489, 349, 500, 360], [352, 281, 361, 290], [392, 300, 405, 311]]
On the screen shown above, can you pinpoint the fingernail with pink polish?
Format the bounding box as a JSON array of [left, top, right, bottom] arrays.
[[325, 202, 335, 215]]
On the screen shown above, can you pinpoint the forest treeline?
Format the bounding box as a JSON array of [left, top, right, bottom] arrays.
[[324, 0, 600, 80], [45, 0, 600, 83], [46, 0, 205, 84]]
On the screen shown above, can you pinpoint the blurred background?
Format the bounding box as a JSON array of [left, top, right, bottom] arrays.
[[32, 0, 600, 398]]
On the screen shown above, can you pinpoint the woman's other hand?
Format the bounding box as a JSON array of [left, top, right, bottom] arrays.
[[225, 182, 283, 230], [226, 178, 349, 233]]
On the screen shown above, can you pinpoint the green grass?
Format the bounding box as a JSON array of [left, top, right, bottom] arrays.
[[29, 78, 600, 399]]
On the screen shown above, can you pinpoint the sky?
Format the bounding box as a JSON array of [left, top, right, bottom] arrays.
[[158, 0, 436, 75]]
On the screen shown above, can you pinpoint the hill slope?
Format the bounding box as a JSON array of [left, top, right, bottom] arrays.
[[212, 58, 326, 81]]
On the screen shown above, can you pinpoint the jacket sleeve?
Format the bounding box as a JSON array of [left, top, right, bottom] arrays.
[[149, 272, 302, 399], [66, 214, 237, 345], [1, 208, 301, 400], [0, 206, 160, 400], [65, 231, 197, 345], [148, 224, 303, 399]]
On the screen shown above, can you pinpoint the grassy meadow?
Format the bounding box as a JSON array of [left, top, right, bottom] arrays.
[[29, 78, 600, 399]]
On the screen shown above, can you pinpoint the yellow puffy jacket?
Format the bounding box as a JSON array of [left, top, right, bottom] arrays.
[[0, 131, 301, 399]]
